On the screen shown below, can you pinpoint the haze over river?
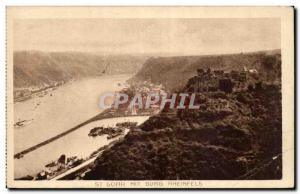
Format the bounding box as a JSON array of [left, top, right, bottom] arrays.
[[13, 74, 149, 178]]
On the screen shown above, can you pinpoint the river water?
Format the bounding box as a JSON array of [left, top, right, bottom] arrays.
[[14, 116, 149, 179], [13, 74, 150, 178]]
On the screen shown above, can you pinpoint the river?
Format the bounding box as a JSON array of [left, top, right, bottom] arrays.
[[13, 74, 149, 178], [14, 116, 149, 179]]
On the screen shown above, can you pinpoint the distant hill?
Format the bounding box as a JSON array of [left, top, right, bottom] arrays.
[[13, 51, 147, 88], [131, 49, 281, 91]]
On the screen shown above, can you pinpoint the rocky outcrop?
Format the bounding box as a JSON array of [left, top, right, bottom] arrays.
[[84, 73, 282, 180]]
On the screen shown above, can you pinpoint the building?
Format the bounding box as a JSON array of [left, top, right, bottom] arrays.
[[186, 68, 252, 93]]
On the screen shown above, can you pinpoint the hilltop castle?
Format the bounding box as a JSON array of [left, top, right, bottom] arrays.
[[185, 68, 259, 93]]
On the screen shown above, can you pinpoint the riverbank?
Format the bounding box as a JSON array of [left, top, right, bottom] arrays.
[[14, 80, 67, 103]]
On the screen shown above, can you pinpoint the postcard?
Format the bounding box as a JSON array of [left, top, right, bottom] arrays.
[[6, 6, 295, 189]]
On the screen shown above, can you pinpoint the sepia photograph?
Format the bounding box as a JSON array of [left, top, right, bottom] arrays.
[[6, 6, 294, 189]]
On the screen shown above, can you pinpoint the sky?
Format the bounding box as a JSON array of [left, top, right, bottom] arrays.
[[13, 18, 280, 55]]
